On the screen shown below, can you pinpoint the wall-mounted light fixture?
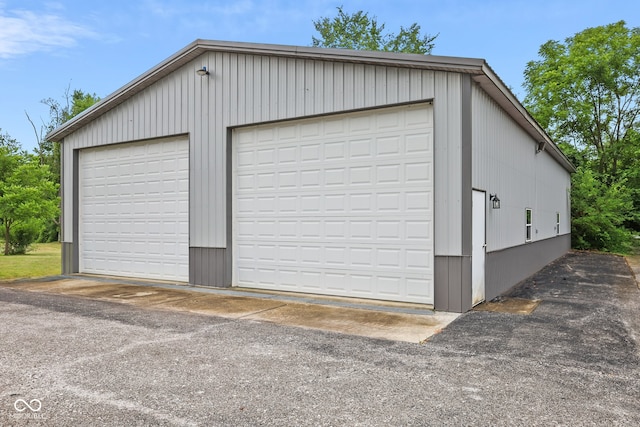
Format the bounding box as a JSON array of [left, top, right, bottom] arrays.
[[536, 140, 546, 154], [196, 66, 209, 76], [489, 193, 501, 209]]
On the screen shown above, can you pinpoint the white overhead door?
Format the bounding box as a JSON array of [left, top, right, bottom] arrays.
[[79, 136, 189, 282], [233, 104, 434, 304]]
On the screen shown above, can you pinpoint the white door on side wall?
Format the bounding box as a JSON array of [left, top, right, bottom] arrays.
[[233, 104, 434, 304], [472, 190, 486, 305], [79, 136, 189, 282]]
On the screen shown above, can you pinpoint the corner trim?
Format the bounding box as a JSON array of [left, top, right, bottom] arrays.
[[461, 73, 473, 256], [72, 149, 79, 272]]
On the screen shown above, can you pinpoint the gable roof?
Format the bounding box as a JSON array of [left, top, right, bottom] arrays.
[[47, 39, 574, 172]]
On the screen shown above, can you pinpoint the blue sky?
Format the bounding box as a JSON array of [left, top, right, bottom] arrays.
[[1, 0, 638, 152]]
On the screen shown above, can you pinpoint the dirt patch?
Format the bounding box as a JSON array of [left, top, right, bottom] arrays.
[[626, 255, 640, 289], [473, 297, 541, 315]]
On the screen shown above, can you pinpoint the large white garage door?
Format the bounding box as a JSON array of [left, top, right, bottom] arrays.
[[79, 136, 189, 282], [233, 104, 434, 304]]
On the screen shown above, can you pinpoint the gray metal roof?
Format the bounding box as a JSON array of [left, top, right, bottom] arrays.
[[47, 39, 574, 172]]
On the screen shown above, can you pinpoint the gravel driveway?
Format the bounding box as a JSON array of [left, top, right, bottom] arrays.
[[1, 251, 639, 426]]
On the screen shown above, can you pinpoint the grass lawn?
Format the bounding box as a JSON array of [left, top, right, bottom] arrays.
[[0, 242, 61, 280]]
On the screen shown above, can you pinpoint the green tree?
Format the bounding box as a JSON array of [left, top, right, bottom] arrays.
[[0, 131, 22, 183], [0, 129, 21, 153], [524, 21, 640, 180], [28, 87, 100, 179], [523, 21, 640, 251], [0, 148, 59, 255], [312, 6, 437, 54], [25, 87, 100, 243]]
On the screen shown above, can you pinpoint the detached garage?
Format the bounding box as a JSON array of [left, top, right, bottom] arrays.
[[48, 40, 574, 312]]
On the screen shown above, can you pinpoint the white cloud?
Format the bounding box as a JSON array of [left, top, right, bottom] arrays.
[[0, 8, 95, 59]]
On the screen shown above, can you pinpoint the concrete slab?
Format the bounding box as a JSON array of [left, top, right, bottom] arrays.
[[0, 276, 458, 343], [244, 302, 459, 343], [151, 294, 288, 318]]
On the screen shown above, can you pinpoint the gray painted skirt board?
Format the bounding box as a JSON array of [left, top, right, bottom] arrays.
[[433, 234, 571, 312], [485, 234, 571, 301]]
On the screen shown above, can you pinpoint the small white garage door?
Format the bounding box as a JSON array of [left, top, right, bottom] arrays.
[[79, 136, 189, 282], [233, 104, 434, 304]]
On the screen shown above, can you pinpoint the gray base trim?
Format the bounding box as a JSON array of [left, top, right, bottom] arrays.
[[485, 234, 571, 301], [434, 256, 472, 313], [189, 247, 231, 287], [61, 242, 75, 274]]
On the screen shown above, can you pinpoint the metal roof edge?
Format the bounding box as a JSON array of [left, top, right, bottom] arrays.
[[194, 39, 486, 70]]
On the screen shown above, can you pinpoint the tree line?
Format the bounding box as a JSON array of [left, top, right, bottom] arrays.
[[1, 8, 637, 255]]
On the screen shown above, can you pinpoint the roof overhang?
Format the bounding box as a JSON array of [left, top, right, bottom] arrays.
[[46, 39, 574, 173]]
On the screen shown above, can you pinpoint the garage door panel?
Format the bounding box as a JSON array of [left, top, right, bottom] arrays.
[[240, 218, 430, 245], [236, 191, 430, 217], [234, 105, 433, 304], [80, 137, 189, 282], [242, 162, 431, 192]]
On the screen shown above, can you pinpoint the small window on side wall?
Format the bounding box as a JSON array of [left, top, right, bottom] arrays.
[[525, 208, 532, 242], [556, 212, 560, 235]]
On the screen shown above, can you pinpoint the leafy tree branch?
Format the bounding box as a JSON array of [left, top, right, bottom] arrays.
[[312, 6, 437, 54]]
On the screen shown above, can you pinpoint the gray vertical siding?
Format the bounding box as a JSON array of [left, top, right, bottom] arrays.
[[61, 53, 462, 256], [71, 149, 79, 273], [63, 52, 462, 268], [433, 72, 462, 256], [471, 84, 571, 252], [433, 74, 473, 312], [62, 138, 72, 241], [470, 78, 571, 304], [460, 74, 473, 257]]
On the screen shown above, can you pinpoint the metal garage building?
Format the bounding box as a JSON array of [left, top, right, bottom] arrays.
[[48, 40, 574, 312]]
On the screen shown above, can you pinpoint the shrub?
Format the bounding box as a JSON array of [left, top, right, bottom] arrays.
[[571, 167, 634, 253], [6, 221, 42, 255]]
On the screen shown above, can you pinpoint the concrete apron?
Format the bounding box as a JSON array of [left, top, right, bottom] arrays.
[[0, 276, 460, 343]]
